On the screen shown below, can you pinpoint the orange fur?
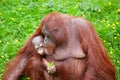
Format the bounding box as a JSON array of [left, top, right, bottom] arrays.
[[3, 12, 116, 80]]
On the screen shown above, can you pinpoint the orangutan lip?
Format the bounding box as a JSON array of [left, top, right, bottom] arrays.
[[43, 46, 52, 48]]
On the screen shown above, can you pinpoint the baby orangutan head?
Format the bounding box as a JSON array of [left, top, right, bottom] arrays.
[[32, 35, 56, 56], [32, 36, 45, 55]]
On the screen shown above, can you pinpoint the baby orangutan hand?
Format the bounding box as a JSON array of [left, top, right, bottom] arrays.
[[42, 58, 56, 74]]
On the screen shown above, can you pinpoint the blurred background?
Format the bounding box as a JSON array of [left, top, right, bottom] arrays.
[[0, 0, 120, 80]]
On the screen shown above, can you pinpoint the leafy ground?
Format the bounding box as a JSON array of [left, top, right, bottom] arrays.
[[0, 0, 120, 80]]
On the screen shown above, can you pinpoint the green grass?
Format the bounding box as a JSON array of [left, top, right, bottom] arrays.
[[0, 0, 120, 80]]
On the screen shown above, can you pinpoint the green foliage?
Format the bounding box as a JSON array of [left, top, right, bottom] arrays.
[[0, 0, 120, 80], [47, 61, 55, 73], [47, 61, 55, 67]]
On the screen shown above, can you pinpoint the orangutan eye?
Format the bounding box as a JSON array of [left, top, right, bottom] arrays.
[[55, 29, 60, 32], [53, 28, 60, 33], [44, 35, 49, 42], [35, 46, 39, 50]]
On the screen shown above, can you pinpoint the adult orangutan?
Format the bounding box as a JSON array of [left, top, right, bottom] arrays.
[[3, 12, 116, 80]]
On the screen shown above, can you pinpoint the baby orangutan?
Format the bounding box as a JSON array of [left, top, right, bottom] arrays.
[[32, 36, 45, 55], [32, 36, 56, 74]]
